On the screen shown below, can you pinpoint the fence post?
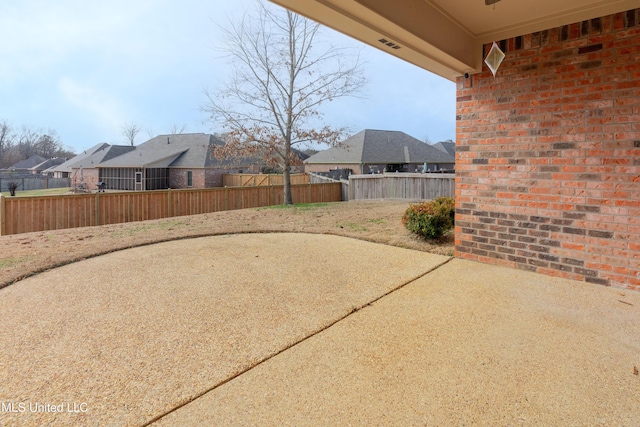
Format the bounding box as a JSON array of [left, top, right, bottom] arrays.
[[95, 192, 100, 226], [167, 188, 172, 218], [224, 187, 229, 211], [349, 176, 354, 201], [309, 182, 312, 202], [0, 194, 5, 236]]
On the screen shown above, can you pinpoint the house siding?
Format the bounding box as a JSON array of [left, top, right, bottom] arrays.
[[455, 8, 640, 291]]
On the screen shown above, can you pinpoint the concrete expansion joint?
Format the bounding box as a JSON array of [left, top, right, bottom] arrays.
[[141, 255, 455, 426]]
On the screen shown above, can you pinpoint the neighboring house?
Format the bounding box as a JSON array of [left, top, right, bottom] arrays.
[[95, 133, 257, 191], [60, 133, 298, 191], [304, 129, 455, 174], [31, 158, 67, 176], [431, 140, 455, 157], [4, 155, 47, 173]]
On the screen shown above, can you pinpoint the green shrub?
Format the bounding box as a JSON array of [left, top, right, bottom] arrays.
[[402, 196, 455, 239]]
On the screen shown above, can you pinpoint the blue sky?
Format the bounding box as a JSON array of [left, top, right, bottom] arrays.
[[0, 0, 455, 153]]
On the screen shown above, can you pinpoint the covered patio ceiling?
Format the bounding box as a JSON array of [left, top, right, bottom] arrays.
[[268, 0, 639, 81]]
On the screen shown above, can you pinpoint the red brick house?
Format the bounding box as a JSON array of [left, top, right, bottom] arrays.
[[95, 133, 256, 190], [269, 0, 640, 291]]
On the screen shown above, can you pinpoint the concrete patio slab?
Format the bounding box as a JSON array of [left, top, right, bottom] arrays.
[[154, 258, 640, 426], [0, 233, 448, 426]]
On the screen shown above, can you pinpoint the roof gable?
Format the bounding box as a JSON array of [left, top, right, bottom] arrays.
[[31, 157, 67, 171], [431, 140, 456, 157], [69, 145, 135, 170], [51, 142, 110, 172]]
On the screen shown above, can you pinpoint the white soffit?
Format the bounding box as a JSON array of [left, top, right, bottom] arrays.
[[269, 0, 639, 81]]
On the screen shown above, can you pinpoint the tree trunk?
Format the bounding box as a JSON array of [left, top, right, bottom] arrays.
[[283, 146, 293, 205]]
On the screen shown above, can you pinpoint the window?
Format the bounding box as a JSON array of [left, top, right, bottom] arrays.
[[187, 170, 193, 187]]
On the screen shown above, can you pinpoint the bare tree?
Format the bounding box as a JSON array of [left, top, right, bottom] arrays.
[[16, 126, 41, 159], [204, 2, 366, 205], [35, 132, 62, 158], [168, 123, 188, 134], [0, 120, 15, 168], [0, 123, 72, 167], [121, 122, 141, 146]]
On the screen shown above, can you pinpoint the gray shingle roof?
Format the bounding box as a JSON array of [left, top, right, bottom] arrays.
[[50, 143, 110, 173], [63, 133, 274, 171], [9, 155, 47, 170], [97, 133, 225, 168], [431, 140, 456, 156], [70, 145, 135, 169], [31, 157, 67, 171], [305, 130, 455, 164]]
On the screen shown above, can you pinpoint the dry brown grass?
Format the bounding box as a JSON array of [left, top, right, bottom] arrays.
[[0, 200, 453, 289]]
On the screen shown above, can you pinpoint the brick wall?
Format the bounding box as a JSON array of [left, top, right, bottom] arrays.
[[170, 169, 205, 188], [455, 8, 640, 291], [71, 168, 100, 190]]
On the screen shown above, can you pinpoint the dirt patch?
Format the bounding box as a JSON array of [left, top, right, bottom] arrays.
[[0, 200, 453, 288]]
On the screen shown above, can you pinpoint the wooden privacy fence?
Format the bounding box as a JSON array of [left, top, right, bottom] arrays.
[[309, 173, 350, 202], [222, 173, 309, 187], [347, 173, 455, 201], [0, 183, 341, 236]]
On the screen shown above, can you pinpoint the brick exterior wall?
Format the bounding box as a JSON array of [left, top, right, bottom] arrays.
[[170, 169, 205, 188], [71, 168, 100, 191], [455, 9, 640, 291]]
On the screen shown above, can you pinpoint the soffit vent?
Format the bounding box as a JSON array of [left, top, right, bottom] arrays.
[[378, 38, 401, 50]]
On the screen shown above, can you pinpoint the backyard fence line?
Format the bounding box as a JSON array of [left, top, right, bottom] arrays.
[[340, 179, 350, 202], [309, 173, 350, 202], [0, 176, 71, 192], [0, 183, 341, 236], [308, 173, 337, 184], [347, 173, 455, 201], [222, 173, 309, 187]]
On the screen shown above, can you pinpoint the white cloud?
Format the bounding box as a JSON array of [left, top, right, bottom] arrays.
[[58, 77, 127, 132]]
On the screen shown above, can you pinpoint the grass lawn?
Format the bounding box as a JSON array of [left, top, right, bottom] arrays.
[[260, 202, 329, 211], [0, 200, 454, 288], [0, 187, 71, 197]]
